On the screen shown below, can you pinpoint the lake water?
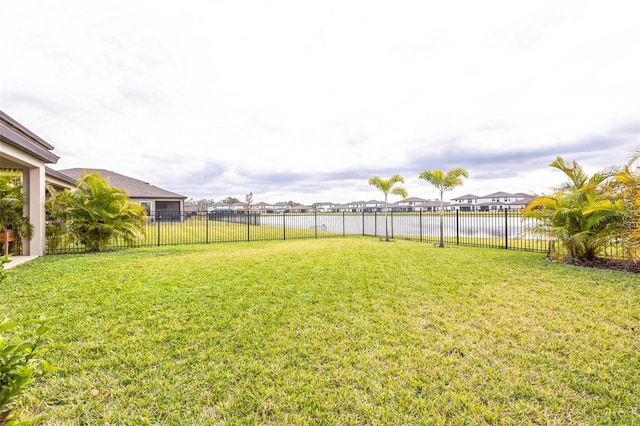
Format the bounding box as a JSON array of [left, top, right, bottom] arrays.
[[258, 213, 537, 239]]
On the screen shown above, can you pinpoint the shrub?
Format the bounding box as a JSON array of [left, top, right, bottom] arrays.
[[0, 257, 8, 285], [524, 157, 622, 260], [46, 172, 147, 252], [0, 173, 33, 241], [0, 319, 59, 425]]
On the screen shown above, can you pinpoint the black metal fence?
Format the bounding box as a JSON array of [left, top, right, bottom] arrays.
[[46, 209, 605, 256]]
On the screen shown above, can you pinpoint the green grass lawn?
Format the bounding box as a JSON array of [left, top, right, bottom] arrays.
[[3, 238, 640, 424]]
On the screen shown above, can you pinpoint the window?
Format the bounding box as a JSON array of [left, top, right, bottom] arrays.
[[140, 201, 151, 215]]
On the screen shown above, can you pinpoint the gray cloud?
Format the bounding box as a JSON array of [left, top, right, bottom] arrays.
[[404, 123, 639, 181], [1, 90, 78, 117], [118, 86, 164, 105]]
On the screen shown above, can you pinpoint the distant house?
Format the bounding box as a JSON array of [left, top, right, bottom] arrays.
[[333, 203, 350, 212], [348, 201, 366, 212], [414, 200, 449, 212], [253, 202, 274, 212], [208, 202, 232, 212], [272, 202, 290, 212], [363, 200, 385, 212], [59, 168, 187, 221], [289, 205, 312, 213], [395, 197, 428, 212], [314, 202, 335, 212], [230, 202, 247, 211], [449, 192, 534, 211], [449, 194, 480, 211]]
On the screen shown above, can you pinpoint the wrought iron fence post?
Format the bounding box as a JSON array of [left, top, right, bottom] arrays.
[[314, 210, 318, 239], [247, 211, 250, 242], [343, 211, 346, 237], [205, 211, 209, 244], [283, 211, 286, 240], [456, 210, 460, 246], [374, 211, 377, 237], [157, 216, 161, 247], [391, 210, 394, 239], [419, 209, 423, 242], [362, 210, 365, 236], [504, 209, 509, 250]]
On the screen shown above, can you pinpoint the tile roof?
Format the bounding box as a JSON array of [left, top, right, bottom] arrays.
[[58, 168, 186, 199]]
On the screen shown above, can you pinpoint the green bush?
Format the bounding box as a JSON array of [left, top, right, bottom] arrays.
[[0, 257, 8, 285], [0, 173, 33, 241], [0, 319, 59, 426], [46, 172, 147, 252]]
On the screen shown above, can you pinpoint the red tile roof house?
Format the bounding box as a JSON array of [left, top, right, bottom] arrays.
[[59, 168, 187, 222], [1, 111, 75, 259]]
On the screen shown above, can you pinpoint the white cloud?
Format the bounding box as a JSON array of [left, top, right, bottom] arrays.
[[2, 0, 639, 203]]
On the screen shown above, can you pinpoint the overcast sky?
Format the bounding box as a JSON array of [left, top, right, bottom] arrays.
[[2, 1, 639, 204]]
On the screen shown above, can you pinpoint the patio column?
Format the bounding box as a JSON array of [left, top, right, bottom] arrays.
[[23, 166, 46, 256]]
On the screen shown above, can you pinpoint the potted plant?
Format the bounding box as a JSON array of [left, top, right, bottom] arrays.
[[0, 173, 33, 255]]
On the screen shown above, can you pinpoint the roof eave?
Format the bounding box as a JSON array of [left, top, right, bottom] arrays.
[[0, 124, 59, 163]]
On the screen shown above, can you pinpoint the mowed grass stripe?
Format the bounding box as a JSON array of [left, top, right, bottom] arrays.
[[3, 238, 639, 424]]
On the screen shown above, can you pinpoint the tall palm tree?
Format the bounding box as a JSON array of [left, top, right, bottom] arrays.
[[368, 174, 408, 242], [418, 167, 469, 248]]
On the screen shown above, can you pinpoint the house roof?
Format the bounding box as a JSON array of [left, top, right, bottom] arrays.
[[417, 200, 449, 207], [59, 168, 186, 199], [0, 110, 60, 164], [482, 191, 518, 198], [400, 197, 428, 203], [45, 167, 77, 187], [452, 194, 479, 200]]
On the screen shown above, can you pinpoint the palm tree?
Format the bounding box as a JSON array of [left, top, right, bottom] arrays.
[[0, 172, 34, 240], [584, 147, 640, 259], [524, 157, 621, 260], [368, 175, 408, 242], [48, 172, 147, 252], [418, 167, 469, 247]]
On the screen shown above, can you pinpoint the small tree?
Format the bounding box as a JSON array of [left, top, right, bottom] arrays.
[[524, 157, 621, 260], [222, 196, 240, 205], [195, 198, 215, 211], [368, 175, 408, 242], [612, 148, 640, 258], [44, 186, 76, 254], [245, 192, 254, 211], [46, 173, 147, 252], [418, 167, 469, 248]]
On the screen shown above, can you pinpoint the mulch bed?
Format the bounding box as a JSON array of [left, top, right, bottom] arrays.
[[550, 256, 640, 274]]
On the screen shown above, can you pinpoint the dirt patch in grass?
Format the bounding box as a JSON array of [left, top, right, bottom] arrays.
[[552, 256, 640, 273]]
